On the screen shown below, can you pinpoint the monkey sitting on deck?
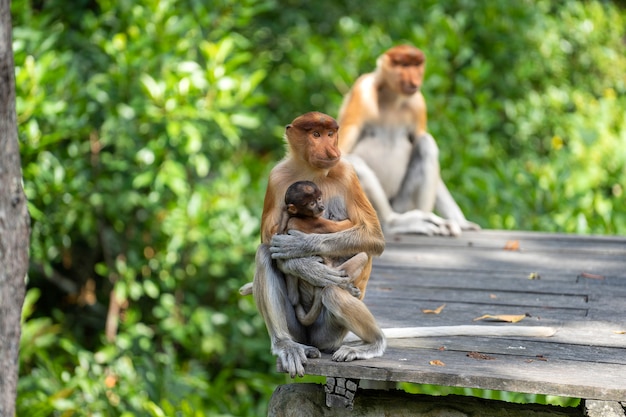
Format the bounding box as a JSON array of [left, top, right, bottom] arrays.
[[247, 112, 387, 378], [276, 180, 368, 326], [338, 44, 481, 236]]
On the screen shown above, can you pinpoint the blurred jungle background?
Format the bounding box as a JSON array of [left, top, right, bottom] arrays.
[[13, 0, 626, 415]]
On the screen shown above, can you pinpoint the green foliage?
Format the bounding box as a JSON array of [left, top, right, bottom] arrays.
[[15, 0, 278, 415], [13, 0, 626, 415], [400, 382, 580, 408]]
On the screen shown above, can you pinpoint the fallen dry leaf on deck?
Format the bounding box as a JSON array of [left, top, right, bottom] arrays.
[[473, 314, 527, 323], [429, 360, 446, 366], [613, 330, 626, 335], [528, 272, 541, 280], [489, 294, 498, 299], [504, 240, 520, 251], [579, 272, 605, 280], [422, 304, 446, 314], [467, 352, 495, 360]]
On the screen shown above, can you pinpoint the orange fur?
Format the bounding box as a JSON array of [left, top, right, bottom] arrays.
[[338, 45, 427, 154]]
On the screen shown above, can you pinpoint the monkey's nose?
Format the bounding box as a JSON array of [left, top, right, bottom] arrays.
[[327, 148, 340, 158]]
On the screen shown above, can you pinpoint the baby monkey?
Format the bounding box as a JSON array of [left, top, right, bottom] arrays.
[[278, 180, 368, 326]]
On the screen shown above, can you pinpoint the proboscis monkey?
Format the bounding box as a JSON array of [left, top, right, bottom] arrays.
[[243, 112, 555, 379], [338, 44, 480, 236], [278, 180, 368, 326], [252, 112, 387, 378]]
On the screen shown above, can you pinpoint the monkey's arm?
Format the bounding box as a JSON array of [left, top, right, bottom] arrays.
[[270, 228, 381, 260], [337, 75, 379, 153], [287, 217, 354, 234], [278, 256, 351, 287]]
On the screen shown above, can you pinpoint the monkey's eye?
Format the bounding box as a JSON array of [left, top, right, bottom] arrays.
[[313, 131, 321, 138], [327, 131, 334, 137], [309, 201, 317, 208]]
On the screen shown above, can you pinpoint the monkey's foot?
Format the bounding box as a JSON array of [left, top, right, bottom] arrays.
[[331, 339, 386, 362], [459, 219, 481, 231], [385, 211, 458, 236], [338, 283, 361, 298], [274, 339, 321, 378]]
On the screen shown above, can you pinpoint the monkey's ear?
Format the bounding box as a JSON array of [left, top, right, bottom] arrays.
[[287, 204, 298, 214]]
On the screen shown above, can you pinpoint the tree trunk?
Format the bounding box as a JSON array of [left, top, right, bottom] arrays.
[[0, 0, 30, 415]]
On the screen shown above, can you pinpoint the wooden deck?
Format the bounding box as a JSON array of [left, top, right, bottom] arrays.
[[300, 230, 626, 402]]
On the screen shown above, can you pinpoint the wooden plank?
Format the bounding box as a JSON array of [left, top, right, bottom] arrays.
[[297, 231, 626, 402], [367, 287, 588, 309], [390, 230, 626, 254], [302, 344, 626, 401], [376, 245, 626, 277], [386, 336, 626, 365]]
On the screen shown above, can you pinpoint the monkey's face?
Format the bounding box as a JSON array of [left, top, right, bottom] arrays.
[[383, 46, 426, 96], [287, 112, 341, 170], [304, 195, 325, 218], [297, 187, 325, 218], [305, 127, 341, 169]]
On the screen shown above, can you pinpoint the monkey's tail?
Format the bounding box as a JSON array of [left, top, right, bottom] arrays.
[[239, 282, 253, 296], [344, 325, 556, 343]]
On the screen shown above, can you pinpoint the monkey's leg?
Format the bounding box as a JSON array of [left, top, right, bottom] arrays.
[[310, 286, 386, 362], [346, 153, 451, 236], [337, 252, 368, 282], [391, 132, 439, 214], [390, 133, 466, 236], [285, 273, 300, 306], [332, 253, 368, 299], [435, 179, 481, 231], [253, 244, 321, 377]]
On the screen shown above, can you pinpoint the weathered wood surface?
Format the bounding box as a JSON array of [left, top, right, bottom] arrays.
[[300, 230, 626, 401]]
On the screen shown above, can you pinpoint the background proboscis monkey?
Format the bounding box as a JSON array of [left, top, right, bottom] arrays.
[[338, 44, 480, 236]]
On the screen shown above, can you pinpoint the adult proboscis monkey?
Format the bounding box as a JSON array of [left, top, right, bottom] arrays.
[[252, 112, 387, 378], [338, 44, 480, 236]]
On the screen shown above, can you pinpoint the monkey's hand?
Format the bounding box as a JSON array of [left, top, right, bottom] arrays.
[[278, 257, 352, 288], [273, 339, 321, 378], [270, 230, 326, 259]]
